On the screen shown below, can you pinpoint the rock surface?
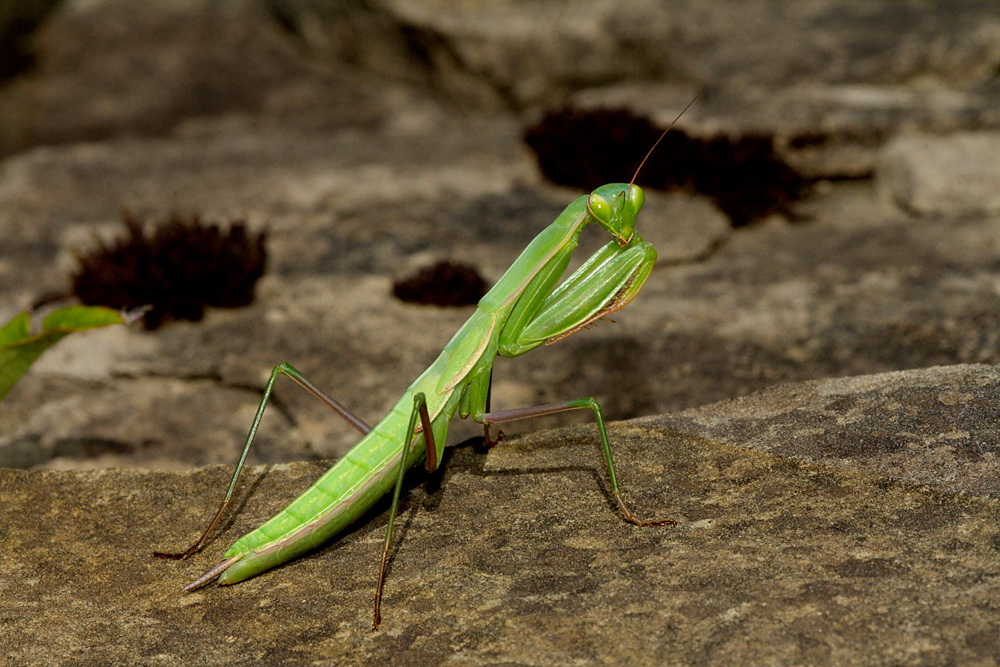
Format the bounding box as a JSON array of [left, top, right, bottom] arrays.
[[878, 131, 1000, 216], [2, 0, 1000, 663], [3, 366, 1000, 664]]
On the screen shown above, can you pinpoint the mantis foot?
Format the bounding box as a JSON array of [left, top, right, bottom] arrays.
[[152, 549, 196, 560], [613, 491, 676, 527], [483, 424, 505, 448]]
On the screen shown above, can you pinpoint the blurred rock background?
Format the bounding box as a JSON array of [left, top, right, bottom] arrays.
[[1, 0, 998, 472]]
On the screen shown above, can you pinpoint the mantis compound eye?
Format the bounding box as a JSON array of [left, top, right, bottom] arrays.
[[587, 193, 612, 224], [628, 185, 645, 213]]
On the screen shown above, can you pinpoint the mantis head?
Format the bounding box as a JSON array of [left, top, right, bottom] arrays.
[[585, 93, 698, 246], [586, 183, 645, 246]]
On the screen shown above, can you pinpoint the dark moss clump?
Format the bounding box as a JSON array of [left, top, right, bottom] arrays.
[[392, 261, 487, 307], [72, 212, 267, 329], [523, 107, 808, 227], [0, 0, 63, 82]]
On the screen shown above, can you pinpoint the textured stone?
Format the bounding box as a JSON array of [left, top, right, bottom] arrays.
[[3, 366, 999, 664], [878, 132, 1000, 216]]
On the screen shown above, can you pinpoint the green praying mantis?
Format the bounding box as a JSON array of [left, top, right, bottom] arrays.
[[156, 100, 697, 630]]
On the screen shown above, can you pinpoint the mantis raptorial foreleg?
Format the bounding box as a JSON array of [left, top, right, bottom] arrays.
[[154, 362, 373, 560]]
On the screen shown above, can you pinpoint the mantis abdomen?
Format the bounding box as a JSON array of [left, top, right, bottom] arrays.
[[218, 370, 464, 584]]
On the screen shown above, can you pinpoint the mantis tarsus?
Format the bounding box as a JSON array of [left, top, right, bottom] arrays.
[[156, 100, 697, 630]]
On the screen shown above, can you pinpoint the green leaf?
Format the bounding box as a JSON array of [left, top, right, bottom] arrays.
[[0, 311, 30, 346], [0, 306, 130, 401], [42, 305, 128, 330]]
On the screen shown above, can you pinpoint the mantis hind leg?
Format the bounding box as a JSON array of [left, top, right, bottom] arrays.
[[154, 362, 373, 560], [372, 392, 437, 631], [476, 397, 674, 528]]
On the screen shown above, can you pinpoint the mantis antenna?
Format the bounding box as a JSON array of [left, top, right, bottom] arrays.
[[629, 93, 701, 187]]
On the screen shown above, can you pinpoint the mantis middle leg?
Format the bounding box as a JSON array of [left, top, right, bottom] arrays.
[[477, 397, 674, 527]]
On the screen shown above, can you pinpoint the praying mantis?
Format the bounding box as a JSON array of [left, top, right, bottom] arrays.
[[156, 101, 696, 630]]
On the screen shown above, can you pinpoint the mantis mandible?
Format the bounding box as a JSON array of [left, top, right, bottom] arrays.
[[156, 100, 696, 630]]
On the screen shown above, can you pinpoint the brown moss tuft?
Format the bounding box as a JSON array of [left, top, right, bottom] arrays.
[[72, 212, 267, 330], [524, 107, 808, 227], [392, 261, 487, 307]]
